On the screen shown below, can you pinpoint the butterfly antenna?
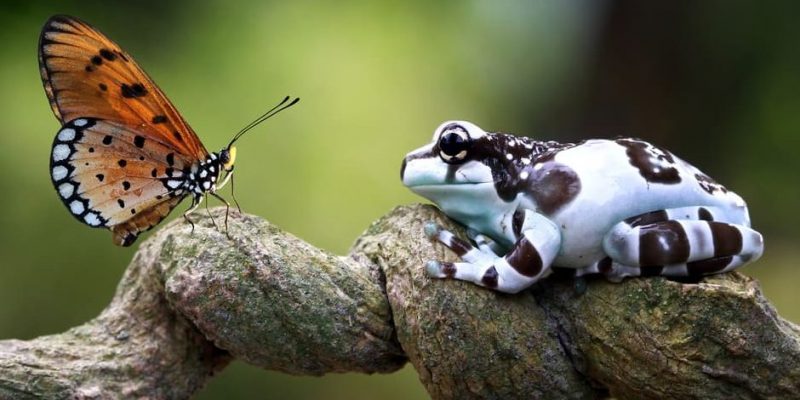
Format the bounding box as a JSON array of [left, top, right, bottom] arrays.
[[228, 96, 300, 148]]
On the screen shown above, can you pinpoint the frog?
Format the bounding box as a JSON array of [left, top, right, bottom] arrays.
[[401, 120, 764, 293]]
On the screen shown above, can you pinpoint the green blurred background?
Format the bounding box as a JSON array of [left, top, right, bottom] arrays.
[[1, 1, 798, 398]]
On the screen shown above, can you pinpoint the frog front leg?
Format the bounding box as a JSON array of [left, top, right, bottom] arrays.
[[424, 210, 561, 293]]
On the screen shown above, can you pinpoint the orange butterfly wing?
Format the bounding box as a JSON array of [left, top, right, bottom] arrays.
[[39, 15, 208, 160], [40, 15, 208, 246]]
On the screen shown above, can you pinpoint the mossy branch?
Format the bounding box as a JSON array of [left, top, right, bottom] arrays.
[[1, 204, 797, 399]]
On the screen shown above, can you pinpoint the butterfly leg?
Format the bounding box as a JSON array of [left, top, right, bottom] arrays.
[[217, 169, 242, 213], [183, 197, 202, 234], [204, 195, 221, 232], [229, 172, 242, 213], [210, 192, 233, 239]]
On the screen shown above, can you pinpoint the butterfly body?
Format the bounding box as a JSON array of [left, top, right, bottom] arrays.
[[39, 15, 291, 246]]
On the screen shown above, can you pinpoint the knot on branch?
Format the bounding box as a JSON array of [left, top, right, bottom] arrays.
[[1, 205, 798, 400]]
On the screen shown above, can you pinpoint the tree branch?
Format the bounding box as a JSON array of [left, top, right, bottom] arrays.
[[1, 204, 797, 399]]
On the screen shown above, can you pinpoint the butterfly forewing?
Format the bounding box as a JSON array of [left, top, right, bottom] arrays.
[[39, 15, 208, 161], [50, 118, 196, 245]]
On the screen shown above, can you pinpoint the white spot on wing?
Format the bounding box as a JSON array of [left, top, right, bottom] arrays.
[[69, 200, 85, 215], [84, 212, 101, 226], [52, 166, 68, 181], [520, 171, 529, 180], [521, 158, 531, 165], [200, 170, 208, 178], [202, 181, 211, 190], [505, 154, 513, 160], [52, 144, 70, 161], [58, 182, 74, 198], [73, 119, 88, 127], [167, 180, 182, 189], [57, 128, 76, 142]]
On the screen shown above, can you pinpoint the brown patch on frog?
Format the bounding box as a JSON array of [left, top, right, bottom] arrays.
[[512, 209, 525, 238], [695, 173, 729, 195], [506, 236, 543, 277], [481, 266, 499, 288], [624, 209, 669, 227], [709, 222, 742, 257], [617, 138, 681, 184], [527, 161, 581, 215], [687, 256, 731, 275], [698, 207, 714, 221], [638, 220, 690, 266], [475, 133, 579, 214]]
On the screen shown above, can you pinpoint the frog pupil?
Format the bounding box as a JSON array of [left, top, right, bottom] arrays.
[[439, 131, 468, 157]]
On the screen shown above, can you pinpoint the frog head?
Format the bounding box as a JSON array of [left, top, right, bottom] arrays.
[[401, 120, 518, 222]]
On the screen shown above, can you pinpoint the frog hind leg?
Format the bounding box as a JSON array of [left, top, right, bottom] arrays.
[[600, 206, 764, 280], [423, 210, 561, 294]]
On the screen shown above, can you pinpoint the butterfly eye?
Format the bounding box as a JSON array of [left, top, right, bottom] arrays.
[[221, 147, 237, 171], [438, 124, 471, 163]]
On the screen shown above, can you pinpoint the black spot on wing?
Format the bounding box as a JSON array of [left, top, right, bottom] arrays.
[[98, 83, 107, 91], [103, 135, 113, 145], [120, 83, 147, 98], [91, 55, 102, 66], [118, 159, 127, 167], [152, 115, 167, 124], [99, 48, 117, 61], [133, 135, 145, 148]]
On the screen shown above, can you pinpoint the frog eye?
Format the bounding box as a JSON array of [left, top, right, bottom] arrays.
[[438, 125, 471, 163]]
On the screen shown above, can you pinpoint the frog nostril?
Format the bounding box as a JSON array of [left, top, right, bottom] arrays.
[[400, 157, 408, 181]]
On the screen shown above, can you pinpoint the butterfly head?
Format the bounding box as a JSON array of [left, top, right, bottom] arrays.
[[220, 146, 237, 171]]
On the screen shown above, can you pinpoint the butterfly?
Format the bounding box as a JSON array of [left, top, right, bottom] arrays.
[[39, 15, 298, 246]]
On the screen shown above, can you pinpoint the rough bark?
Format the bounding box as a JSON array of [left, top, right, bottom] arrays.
[[0, 204, 797, 399]]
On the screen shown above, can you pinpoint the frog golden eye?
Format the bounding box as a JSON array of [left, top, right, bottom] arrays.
[[438, 125, 471, 163]]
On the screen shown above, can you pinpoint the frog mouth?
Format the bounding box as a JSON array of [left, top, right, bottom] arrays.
[[406, 181, 495, 192]]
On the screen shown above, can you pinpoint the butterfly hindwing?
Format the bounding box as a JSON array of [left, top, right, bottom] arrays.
[[50, 118, 196, 246], [39, 15, 208, 161]]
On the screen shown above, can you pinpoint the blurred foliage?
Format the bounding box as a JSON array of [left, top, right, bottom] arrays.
[[0, 1, 797, 398]]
